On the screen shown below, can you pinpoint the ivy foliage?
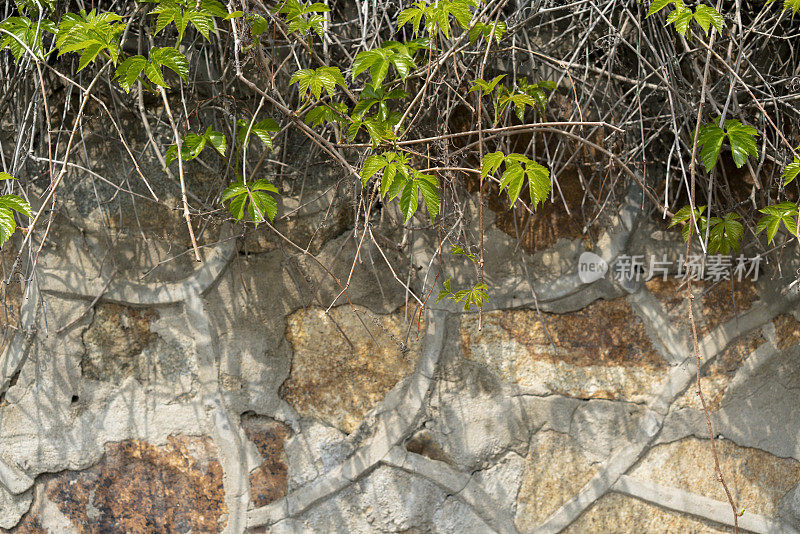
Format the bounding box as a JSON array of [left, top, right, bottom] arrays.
[[645, 0, 724, 38], [481, 152, 551, 208], [669, 205, 744, 254], [165, 126, 227, 167], [0, 173, 32, 249], [696, 118, 759, 171]]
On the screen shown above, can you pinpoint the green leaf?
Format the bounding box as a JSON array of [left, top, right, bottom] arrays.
[[237, 118, 279, 149], [697, 123, 725, 171], [399, 180, 419, 222], [469, 74, 506, 95], [204, 126, 227, 156], [757, 202, 798, 243], [666, 6, 693, 37], [525, 161, 551, 209], [669, 204, 706, 227], [0, 195, 32, 218], [0, 173, 15, 182], [783, 159, 800, 186], [416, 172, 440, 221], [480, 151, 505, 180], [150, 46, 189, 80], [361, 154, 388, 185], [708, 212, 743, 254], [222, 179, 279, 224], [646, 0, 674, 17], [144, 60, 168, 87], [693, 4, 724, 35], [115, 55, 147, 92], [726, 120, 759, 168], [0, 208, 16, 249]]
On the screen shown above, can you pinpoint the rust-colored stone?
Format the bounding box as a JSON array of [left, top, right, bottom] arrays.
[[0, 513, 46, 534], [774, 313, 800, 351], [645, 277, 758, 336], [242, 415, 291, 508], [43, 436, 227, 533], [281, 306, 423, 433], [82, 303, 158, 383], [461, 298, 665, 401]]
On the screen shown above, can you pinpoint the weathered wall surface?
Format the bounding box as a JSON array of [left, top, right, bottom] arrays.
[[2, 174, 800, 534]]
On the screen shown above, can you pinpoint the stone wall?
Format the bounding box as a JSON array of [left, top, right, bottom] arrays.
[[2, 175, 800, 534]]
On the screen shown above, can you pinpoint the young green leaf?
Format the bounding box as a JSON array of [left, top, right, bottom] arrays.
[[757, 202, 799, 243], [783, 158, 800, 186]]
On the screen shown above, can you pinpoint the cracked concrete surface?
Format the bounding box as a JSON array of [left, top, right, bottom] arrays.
[[2, 183, 800, 533]]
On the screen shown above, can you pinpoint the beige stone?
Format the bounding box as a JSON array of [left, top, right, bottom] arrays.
[[515, 431, 598, 530], [281, 305, 423, 433], [631, 438, 800, 517], [565, 493, 731, 533], [461, 299, 665, 402]]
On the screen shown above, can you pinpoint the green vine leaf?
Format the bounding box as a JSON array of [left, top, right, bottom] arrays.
[[304, 102, 349, 127], [482, 152, 551, 208], [757, 202, 799, 243], [783, 157, 800, 186], [115, 46, 188, 91], [0, 173, 31, 249], [360, 152, 439, 222], [146, 0, 230, 44], [56, 9, 123, 70], [165, 126, 227, 167], [696, 118, 759, 171], [276, 0, 330, 39], [468, 20, 506, 44], [0, 16, 57, 63], [222, 179, 278, 225], [668, 204, 706, 242], [290, 66, 347, 101], [397, 0, 479, 38], [707, 212, 743, 254], [768, 0, 800, 16], [436, 278, 489, 311], [237, 118, 280, 149]]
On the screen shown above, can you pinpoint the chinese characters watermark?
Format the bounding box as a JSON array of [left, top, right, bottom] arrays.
[[613, 254, 762, 283]]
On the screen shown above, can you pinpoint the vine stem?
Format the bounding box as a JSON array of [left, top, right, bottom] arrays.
[[159, 87, 202, 262], [684, 20, 739, 533]]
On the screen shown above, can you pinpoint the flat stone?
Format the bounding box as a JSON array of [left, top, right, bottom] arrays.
[[461, 298, 666, 402], [673, 329, 766, 411], [41, 436, 227, 533], [774, 314, 800, 350], [81, 303, 158, 383], [281, 306, 423, 434], [630, 437, 800, 517], [515, 430, 598, 531], [564, 493, 731, 533], [241, 415, 291, 508], [645, 277, 758, 336]]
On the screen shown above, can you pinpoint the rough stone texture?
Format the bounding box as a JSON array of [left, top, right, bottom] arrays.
[[41, 436, 227, 533], [515, 431, 599, 530], [632, 438, 800, 518], [242, 415, 291, 508], [461, 298, 665, 402], [673, 329, 766, 411], [81, 303, 158, 383], [566, 493, 731, 533], [645, 277, 759, 335], [3, 164, 800, 533], [282, 305, 423, 434]]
